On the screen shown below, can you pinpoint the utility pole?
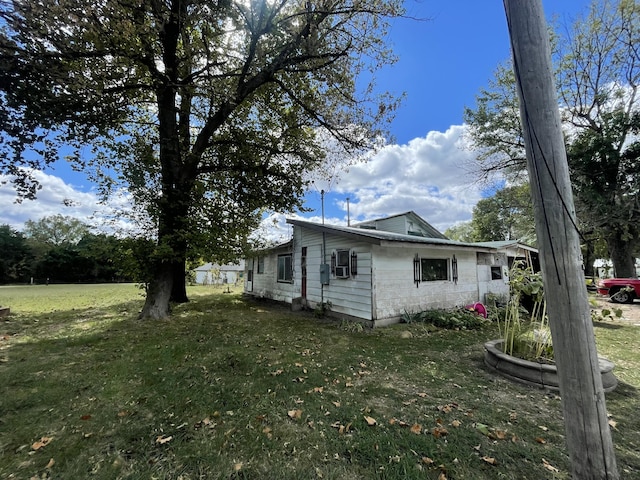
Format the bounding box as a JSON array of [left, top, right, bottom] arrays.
[[346, 197, 350, 226], [503, 1, 618, 478]]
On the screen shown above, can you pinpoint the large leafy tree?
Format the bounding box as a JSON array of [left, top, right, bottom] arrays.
[[0, 0, 402, 318], [471, 184, 535, 244], [464, 0, 640, 278], [23, 214, 90, 247], [0, 224, 32, 283]]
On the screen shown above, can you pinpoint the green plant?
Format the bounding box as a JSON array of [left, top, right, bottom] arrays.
[[500, 262, 552, 361], [400, 307, 488, 330], [589, 297, 624, 322], [314, 300, 332, 318], [339, 318, 365, 332], [400, 309, 423, 324]]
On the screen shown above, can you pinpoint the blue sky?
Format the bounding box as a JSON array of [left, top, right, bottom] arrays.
[[0, 0, 593, 241]]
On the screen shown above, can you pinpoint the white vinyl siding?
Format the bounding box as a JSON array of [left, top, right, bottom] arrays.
[[294, 228, 373, 320]]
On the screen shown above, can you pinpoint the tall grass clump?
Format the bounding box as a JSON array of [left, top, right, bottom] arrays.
[[500, 262, 552, 362]]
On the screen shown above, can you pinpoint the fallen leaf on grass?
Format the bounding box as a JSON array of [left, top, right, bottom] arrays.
[[417, 392, 428, 398], [80, 415, 92, 421], [364, 416, 377, 426], [421, 456, 434, 465], [332, 401, 340, 408], [608, 419, 618, 430], [432, 426, 448, 438], [482, 456, 498, 465], [234, 462, 243, 472], [493, 429, 507, 440], [410, 423, 422, 434], [437, 403, 458, 413], [538, 425, 548, 431], [542, 458, 559, 472], [451, 420, 461, 428], [288, 409, 303, 420], [156, 435, 172, 444], [46, 458, 55, 469], [339, 423, 352, 434], [32, 437, 53, 450], [535, 437, 546, 444], [475, 423, 491, 437], [117, 410, 130, 418]]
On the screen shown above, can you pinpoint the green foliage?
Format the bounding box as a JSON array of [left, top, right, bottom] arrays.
[[443, 221, 475, 242], [464, 0, 640, 277], [471, 184, 536, 245], [0, 225, 32, 283], [499, 262, 552, 361], [0, 0, 405, 318], [589, 297, 624, 323], [314, 301, 332, 318], [0, 219, 155, 285], [339, 318, 364, 332], [401, 307, 489, 330], [23, 214, 90, 247]]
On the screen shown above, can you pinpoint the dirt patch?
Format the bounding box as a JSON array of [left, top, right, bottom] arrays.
[[591, 295, 640, 326]]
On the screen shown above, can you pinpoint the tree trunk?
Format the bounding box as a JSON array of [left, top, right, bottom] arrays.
[[504, 1, 619, 478], [139, 260, 173, 320], [607, 232, 637, 278], [583, 240, 595, 277], [170, 258, 189, 303]]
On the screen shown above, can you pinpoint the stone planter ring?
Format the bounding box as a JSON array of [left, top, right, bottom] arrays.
[[484, 339, 618, 392]]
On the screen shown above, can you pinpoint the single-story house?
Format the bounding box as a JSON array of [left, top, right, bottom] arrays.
[[195, 260, 245, 285], [244, 212, 538, 327]]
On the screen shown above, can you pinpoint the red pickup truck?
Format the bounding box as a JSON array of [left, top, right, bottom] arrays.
[[597, 278, 640, 304]]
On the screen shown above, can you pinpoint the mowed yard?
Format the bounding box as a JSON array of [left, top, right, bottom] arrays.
[[1, 284, 639, 479]]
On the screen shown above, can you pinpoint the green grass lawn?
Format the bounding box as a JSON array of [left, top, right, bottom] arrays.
[[1, 284, 639, 479]]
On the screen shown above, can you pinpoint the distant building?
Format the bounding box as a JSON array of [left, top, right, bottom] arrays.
[[194, 260, 245, 285]]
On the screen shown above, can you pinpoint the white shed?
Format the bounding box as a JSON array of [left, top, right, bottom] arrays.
[[194, 260, 245, 285]]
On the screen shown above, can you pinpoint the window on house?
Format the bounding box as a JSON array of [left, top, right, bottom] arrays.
[[491, 266, 503, 280], [257, 257, 265, 274], [332, 249, 350, 278], [277, 254, 293, 282], [421, 258, 449, 282]]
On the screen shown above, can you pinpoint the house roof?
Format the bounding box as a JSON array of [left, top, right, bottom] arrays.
[[353, 210, 448, 239], [287, 218, 499, 251], [247, 239, 294, 255]]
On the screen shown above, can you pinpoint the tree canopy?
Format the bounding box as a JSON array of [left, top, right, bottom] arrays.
[[0, 0, 404, 318], [464, 0, 640, 278]]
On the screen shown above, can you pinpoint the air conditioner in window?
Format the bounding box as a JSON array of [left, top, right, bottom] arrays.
[[335, 266, 349, 278]]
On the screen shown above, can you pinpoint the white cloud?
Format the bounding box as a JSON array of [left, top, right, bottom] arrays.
[[2, 125, 493, 242], [330, 124, 488, 232], [0, 170, 138, 235]]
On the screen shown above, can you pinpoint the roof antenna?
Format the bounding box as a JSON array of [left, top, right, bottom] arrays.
[[346, 197, 350, 226]]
